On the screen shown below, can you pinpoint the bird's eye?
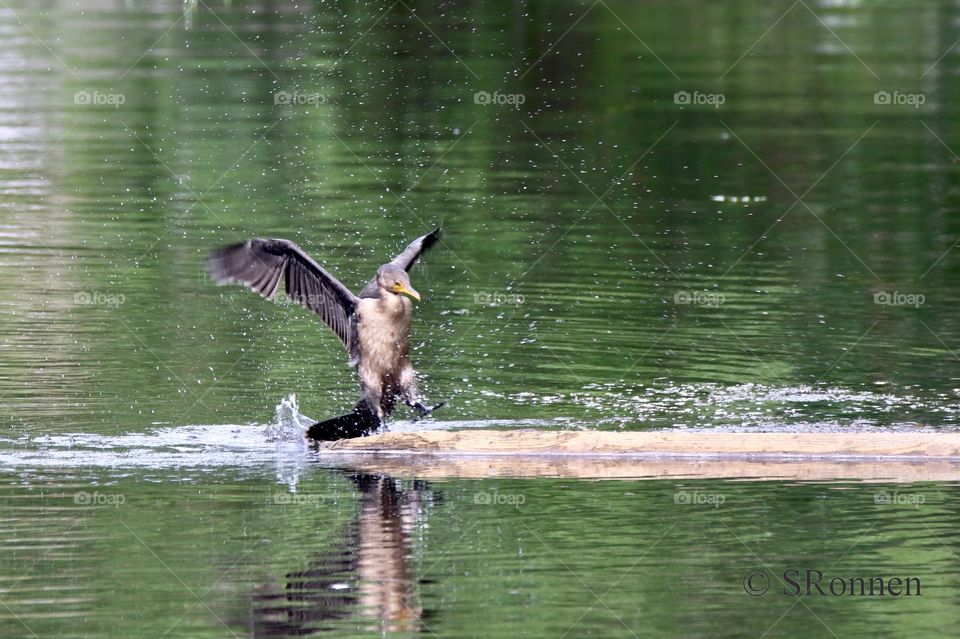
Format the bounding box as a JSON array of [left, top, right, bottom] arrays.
[[395, 281, 401, 287]]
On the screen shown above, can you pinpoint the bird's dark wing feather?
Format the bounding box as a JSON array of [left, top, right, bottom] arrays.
[[389, 227, 441, 271], [207, 239, 359, 354]]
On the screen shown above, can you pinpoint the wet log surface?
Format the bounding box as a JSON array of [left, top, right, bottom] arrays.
[[316, 430, 960, 481]]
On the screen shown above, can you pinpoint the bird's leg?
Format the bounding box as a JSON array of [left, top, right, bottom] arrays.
[[358, 376, 386, 431], [398, 365, 437, 420]]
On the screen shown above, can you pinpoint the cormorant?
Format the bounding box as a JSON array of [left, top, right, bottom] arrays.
[[207, 227, 443, 440]]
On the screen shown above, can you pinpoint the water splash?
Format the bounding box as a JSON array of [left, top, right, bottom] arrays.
[[265, 394, 314, 442], [267, 395, 314, 492]]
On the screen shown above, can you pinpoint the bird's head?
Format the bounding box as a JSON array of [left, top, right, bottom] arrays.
[[377, 264, 420, 302]]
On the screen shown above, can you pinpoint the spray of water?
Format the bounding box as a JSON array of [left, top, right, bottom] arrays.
[[265, 394, 315, 442]]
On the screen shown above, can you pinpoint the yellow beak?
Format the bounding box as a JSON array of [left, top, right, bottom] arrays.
[[395, 283, 421, 302]]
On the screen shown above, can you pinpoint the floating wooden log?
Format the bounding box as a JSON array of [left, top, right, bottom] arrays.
[[316, 430, 960, 481]]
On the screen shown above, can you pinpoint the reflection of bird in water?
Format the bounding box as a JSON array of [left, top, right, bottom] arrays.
[[356, 475, 424, 629], [249, 473, 427, 637], [207, 229, 444, 440]]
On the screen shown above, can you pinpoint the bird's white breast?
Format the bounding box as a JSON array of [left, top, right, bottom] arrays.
[[356, 296, 412, 377]]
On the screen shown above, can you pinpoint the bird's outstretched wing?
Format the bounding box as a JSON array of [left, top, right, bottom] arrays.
[[389, 227, 441, 271], [207, 239, 359, 353]]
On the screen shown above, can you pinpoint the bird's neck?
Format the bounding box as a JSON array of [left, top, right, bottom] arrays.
[[379, 292, 411, 317]]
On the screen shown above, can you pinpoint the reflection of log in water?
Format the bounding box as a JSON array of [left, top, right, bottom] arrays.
[[251, 473, 426, 637]]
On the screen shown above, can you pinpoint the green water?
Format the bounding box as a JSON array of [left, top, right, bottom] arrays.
[[3, 471, 958, 638], [2, 0, 960, 636]]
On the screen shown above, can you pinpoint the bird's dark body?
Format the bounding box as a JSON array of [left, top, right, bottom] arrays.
[[207, 227, 442, 440]]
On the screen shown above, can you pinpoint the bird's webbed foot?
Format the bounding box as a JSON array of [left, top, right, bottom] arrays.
[[410, 400, 446, 422]]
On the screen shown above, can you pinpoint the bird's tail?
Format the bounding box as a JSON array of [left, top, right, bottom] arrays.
[[306, 400, 381, 441]]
